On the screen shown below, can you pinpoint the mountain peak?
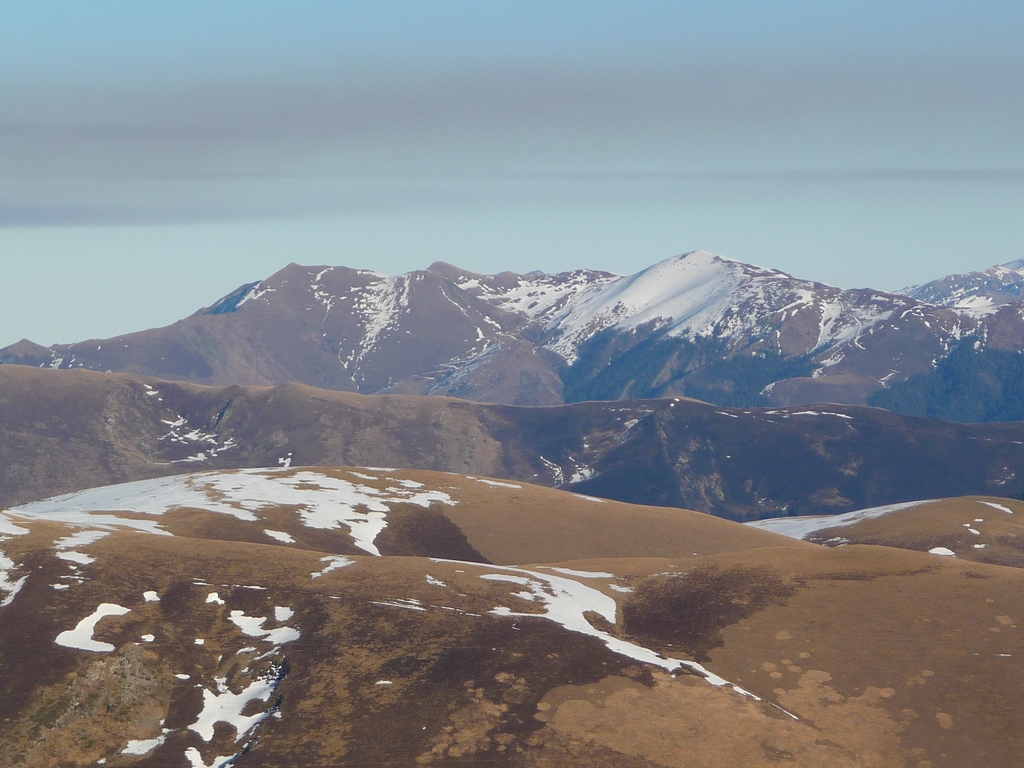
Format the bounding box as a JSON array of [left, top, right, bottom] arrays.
[[426, 260, 479, 281]]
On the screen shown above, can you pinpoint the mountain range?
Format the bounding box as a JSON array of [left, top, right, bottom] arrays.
[[6, 251, 1024, 416], [6, 254, 1024, 766]]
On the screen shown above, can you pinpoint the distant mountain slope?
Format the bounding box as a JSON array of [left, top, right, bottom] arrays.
[[866, 338, 1024, 422], [1, 262, 564, 406], [901, 259, 1024, 313], [5, 366, 1024, 521], [2, 470, 1023, 766], [9, 250, 1024, 410]]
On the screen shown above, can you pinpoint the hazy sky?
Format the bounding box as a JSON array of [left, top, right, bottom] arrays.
[[2, 1, 1023, 346]]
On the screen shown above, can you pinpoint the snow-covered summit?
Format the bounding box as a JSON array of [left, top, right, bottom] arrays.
[[549, 253, 753, 357], [525, 251, 908, 365]]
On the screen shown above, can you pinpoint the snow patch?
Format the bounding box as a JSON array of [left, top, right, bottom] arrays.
[[190, 674, 277, 743], [371, 598, 427, 612], [538, 456, 564, 486], [746, 500, 937, 540], [567, 460, 595, 484], [55, 603, 131, 652], [121, 735, 166, 756], [475, 565, 759, 699], [263, 529, 295, 544], [274, 606, 294, 622], [790, 410, 853, 419], [0, 513, 29, 536], [54, 530, 108, 549], [228, 609, 301, 645], [57, 551, 96, 565], [981, 501, 1014, 515], [466, 476, 523, 489], [0, 552, 27, 607], [311, 555, 354, 579], [544, 567, 615, 578], [8, 469, 457, 557]]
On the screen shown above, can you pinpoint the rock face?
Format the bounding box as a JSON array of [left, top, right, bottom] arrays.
[[6, 251, 1024, 409]]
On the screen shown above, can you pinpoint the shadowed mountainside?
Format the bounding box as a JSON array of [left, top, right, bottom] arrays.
[[4, 365, 1024, 522]]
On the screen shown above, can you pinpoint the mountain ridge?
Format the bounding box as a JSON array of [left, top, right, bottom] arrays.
[[5, 365, 1024, 522], [5, 251, 1024, 413]]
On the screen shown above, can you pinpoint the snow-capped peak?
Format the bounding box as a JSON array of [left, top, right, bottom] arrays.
[[534, 250, 903, 364]]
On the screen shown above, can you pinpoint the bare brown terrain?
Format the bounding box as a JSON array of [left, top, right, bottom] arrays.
[[2, 468, 1023, 766]]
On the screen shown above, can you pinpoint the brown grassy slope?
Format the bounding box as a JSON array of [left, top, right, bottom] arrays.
[[702, 545, 1024, 768], [0, 367, 174, 506], [533, 546, 1024, 768], [2, 519, 1023, 767], [807, 495, 1024, 567], [427, 470, 807, 563], [3, 466, 808, 565]]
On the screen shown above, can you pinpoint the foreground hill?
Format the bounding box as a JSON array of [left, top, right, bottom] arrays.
[[9, 251, 1024, 410], [5, 366, 1024, 521], [1, 468, 1023, 766]]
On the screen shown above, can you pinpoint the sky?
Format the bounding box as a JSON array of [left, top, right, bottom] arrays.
[[2, 1, 1023, 346]]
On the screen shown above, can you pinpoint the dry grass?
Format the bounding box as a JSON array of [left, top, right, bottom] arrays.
[[1, 473, 1024, 765]]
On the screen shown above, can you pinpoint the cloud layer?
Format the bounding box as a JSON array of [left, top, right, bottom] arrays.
[[3, 60, 1022, 226]]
